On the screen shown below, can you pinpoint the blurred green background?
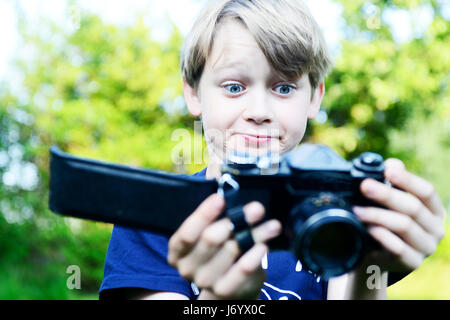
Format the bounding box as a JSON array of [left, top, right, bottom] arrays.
[[0, 0, 448, 299]]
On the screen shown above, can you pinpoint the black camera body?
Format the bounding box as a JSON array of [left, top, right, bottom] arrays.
[[49, 143, 387, 279], [218, 144, 386, 278]]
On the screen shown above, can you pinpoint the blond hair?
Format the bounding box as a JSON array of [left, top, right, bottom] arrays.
[[180, 0, 333, 93]]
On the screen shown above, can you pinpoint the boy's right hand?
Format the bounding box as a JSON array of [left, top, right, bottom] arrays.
[[168, 193, 282, 299]]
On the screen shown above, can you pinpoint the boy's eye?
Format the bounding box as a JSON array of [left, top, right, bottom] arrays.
[[274, 84, 295, 95], [223, 84, 244, 95]]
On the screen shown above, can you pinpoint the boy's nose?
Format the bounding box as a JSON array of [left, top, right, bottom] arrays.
[[242, 94, 274, 125]]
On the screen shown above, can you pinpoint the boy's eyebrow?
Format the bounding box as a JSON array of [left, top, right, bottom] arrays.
[[212, 59, 299, 83]]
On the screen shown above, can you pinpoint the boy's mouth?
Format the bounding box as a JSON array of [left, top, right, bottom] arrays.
[[235, 132, 276, 145], [241, 134, 271, 143], [225, 132, 283, 157]]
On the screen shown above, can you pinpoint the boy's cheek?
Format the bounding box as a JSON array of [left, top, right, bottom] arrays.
[[284, 119, 308, 146]]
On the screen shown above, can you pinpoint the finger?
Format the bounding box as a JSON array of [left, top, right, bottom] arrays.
[[192, 216, 280, 289], [193, 239, 241, 290], [173, 199, 279, 281], [236, 201, 266, 226], [354, 206, 438, 256], [360, 178, 442, 236], [226, 202, 281, 253], [176, 201, 268, 266], [168, 194, 225, 264], [250, 219, 282, 244], [175, 216, 235, 279], [212, 243, 268, 299], [385, 158, 446, 219], [367, 225, 425, 271], [179, 215, 280, 283]]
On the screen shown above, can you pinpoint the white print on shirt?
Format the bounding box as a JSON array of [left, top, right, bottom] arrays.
[[295, 260, 302, 272], [191, 255, 320, 297], [261, 282, 302, 300], [262, 255, 320, 282], [307, 270, 321, 283]]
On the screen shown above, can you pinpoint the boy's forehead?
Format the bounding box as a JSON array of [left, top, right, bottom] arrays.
[[210, 45, 260, 72], [211, 59, 248, 73], [208, 20, 263, 71], [202, 18, 309, 83]]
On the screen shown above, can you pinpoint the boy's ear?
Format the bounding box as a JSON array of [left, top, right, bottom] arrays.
[[183, 77, 202, 117], [307, 81, 325, 120]]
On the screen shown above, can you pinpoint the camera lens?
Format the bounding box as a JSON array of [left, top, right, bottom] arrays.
[[293, 208, 366, 278], [308, 222, 361, 269]]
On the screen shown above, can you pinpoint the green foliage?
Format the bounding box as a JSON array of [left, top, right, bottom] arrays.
[[309, 1, 450, 299], [387, 224, 450, 299], [1, 7, 190, 299], [21, 13, 188, 170], [0, 0, 448, 299], [308, 0, 450, 208], [310, 12, 450, 161]]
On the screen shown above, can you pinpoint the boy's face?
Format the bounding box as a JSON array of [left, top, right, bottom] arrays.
[[184, 18, 324, 166]]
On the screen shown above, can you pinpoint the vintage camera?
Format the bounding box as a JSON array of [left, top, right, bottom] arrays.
[[49, 144, 387, 279], [217, 144, 387, 279]]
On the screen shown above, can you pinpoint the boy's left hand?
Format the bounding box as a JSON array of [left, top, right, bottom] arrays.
[[353, 158, 446, 273]]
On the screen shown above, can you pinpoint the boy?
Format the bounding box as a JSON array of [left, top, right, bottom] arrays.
[[100, 0, 446, 300]]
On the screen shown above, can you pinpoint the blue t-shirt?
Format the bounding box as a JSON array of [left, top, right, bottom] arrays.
[[99, 168, 328, 300]]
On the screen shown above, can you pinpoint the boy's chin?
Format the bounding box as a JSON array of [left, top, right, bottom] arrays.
[[207, 141, 285, 165], [227, 145, 281, 158]]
